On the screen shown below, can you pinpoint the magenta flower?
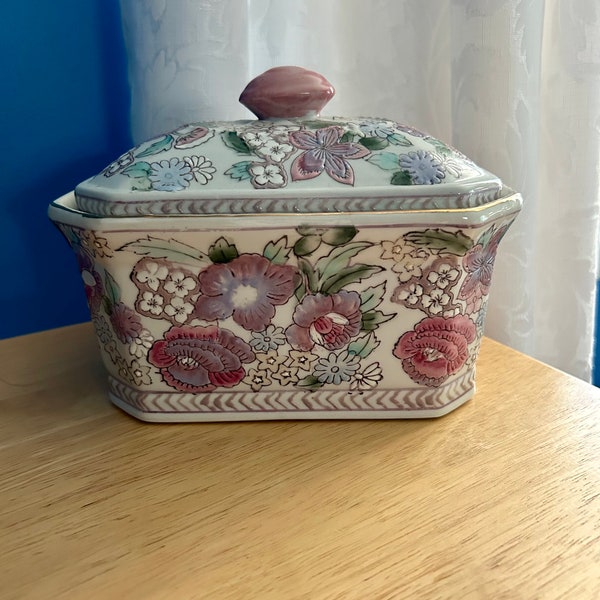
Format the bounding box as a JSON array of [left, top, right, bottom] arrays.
[[289, 126, 370, 185], [194, 254, 297, 331], [110, 302, 143, 344], [393, 315, 477, 387], [285, 291, 362, 351], [459, 225, 508, 304], [148, 325, 255, 392]]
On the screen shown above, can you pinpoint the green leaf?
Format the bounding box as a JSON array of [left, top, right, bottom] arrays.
[[102, 296, 113, 316], [359, 282, 387, 313], [131, 176, 153, 191], [104, 271, 120, 306], [361, 310, 396, 331], [122, 161, 152, 178], [225, 161, 253, 181], [316, 241, 372, 287], [118, 236, 210, 266], [208, 237, 239, 263], [348, 332, 380, 358], [359, 136, 389, 150], [387, 132, 412, 147], [136, 135, 174, 158], [404, 229, 474, 255], [221, 131, 251, 154], [476, 226, 494, 248], [340, 131, 354, 143], [296, 374, 324, 390], [366, 152, 400, 171], [297, 257, 319, 296], [429, 139, 453, 155], [390, 170, 413, 185], [320, 265, 384, 295], [320, 226, 358, 246], [294, 235, 322, 257], [263, 236, 291, 264], [302, 120, 341, 130], [296, 226, 327, 236]]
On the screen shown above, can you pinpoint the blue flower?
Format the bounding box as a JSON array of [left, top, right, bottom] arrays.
[[313, 351, 360, 385], [249, 325, 287, 352], [398, 150, 446, 185], [149, 158, 193, 191], [359, 119, 396, 138]]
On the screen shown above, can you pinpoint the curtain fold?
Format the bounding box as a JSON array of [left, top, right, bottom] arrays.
[[119, 0, 600, 380]]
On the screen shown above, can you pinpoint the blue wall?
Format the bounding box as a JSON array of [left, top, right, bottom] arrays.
[[1, 0, 130, 339]]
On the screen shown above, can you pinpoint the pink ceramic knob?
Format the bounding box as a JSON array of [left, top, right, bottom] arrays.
[[239, 66, 335, 120]]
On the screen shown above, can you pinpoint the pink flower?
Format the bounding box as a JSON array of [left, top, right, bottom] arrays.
[[289, 126, 370, 185], [393, 315, 477, 387], [194, 254, 297, 331], [285, 291, 362, 351], [459, 225, 508, 303], [110, 302, 143, 344], [148, 325, 255, 392]]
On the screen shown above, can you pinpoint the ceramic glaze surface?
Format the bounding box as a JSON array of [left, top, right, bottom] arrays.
[[50, 66, 522, 421]]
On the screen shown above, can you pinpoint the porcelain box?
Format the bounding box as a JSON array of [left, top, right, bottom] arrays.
[[49, 67, 521, 422]]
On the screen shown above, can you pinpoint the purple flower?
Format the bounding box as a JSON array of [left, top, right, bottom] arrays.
[[289, 126, 370, 185], [285, 291, 362, 351], [194, 254, 297, 331], [110, 302, 143, 344]]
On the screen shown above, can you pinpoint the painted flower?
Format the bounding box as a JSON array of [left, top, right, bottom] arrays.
[[286, 350, 318, 371], [242, 130, 271, 148], [255, 139, 294, 163], [256, 350, 288, 373], [244, 368, 272, 392], [174, 126, 210, 149], [393, 315, 477, 387], [399, 150, 445, 184], [129, 329, 154, 359], [164, 296, 194, 324], [149, 158, 193, 191], [128, 360, 152, 386], [183, 155, 216, 184], [313, 351, 361, 385], [92, 315, 112, 345], [110, 302, 143, 343], [427, 258, 460, 290], [359, 120, 396, 138], [271, 365, 299, 386], [392, 282, 424, 306], [102, 151, 134, 177], [285, 291, 362, 351], [79, 231, 113, 258], [421, 288, 451, 315], [380, 240, 430, 282], [350, 362, 383, 391], [139, 291, 164, 316], [459, 225, 508, 305], [135, 261, 169, 291], [249, 325, 287, 352], [249, 163, 287, 189], [394, 123, 428, 138], [164, 271, 197, 298], [194, 254, 297, 331], [289, 126, 370, 185], [148, 325, 255, 392]]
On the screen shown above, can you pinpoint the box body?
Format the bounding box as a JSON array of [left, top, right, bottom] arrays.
[[50, 190, 521, 421]]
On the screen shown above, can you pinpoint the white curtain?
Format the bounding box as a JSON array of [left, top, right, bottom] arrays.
[[119, 0, 600, 381]]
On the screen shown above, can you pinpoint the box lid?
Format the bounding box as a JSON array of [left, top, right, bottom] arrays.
[[75, 66, 502, 217]]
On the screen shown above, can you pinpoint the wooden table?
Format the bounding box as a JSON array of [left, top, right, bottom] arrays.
[[1, 323, 600, 599]]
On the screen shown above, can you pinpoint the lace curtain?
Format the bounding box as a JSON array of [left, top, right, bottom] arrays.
[[119, 0, 600, 381]]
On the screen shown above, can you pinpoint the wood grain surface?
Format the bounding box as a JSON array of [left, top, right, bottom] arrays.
[[1, 323, 600, 599]]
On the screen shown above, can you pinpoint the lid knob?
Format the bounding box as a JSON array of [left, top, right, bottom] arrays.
[[239, 66, 335, 120]]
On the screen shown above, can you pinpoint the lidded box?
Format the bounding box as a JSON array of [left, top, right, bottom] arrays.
[[49, 66, 521, 422]]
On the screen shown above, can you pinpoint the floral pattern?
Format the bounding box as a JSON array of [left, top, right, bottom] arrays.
[[59, 217, 511, 400], [94, 117, 484, 195]]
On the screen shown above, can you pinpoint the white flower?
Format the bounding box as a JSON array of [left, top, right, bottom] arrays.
[[399, 150, 446, 184], [249, 163, 286, 188], [140, 291, 164, 315], [183, 155, 216, 185], [313, 351, 360, 386], [397, 283, 424, 305], [129, 329, 153, 359], [242, 130, 271, 148], [255, 139, 294, 163], [149, 158, 193, 191], [164, 296, 194, 323], [136, 262, 169, 291], [164, 271, 196, 297], [427, 264, 460, 289], [422, 288, 450, 314], [350, 362, 383, 391]]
